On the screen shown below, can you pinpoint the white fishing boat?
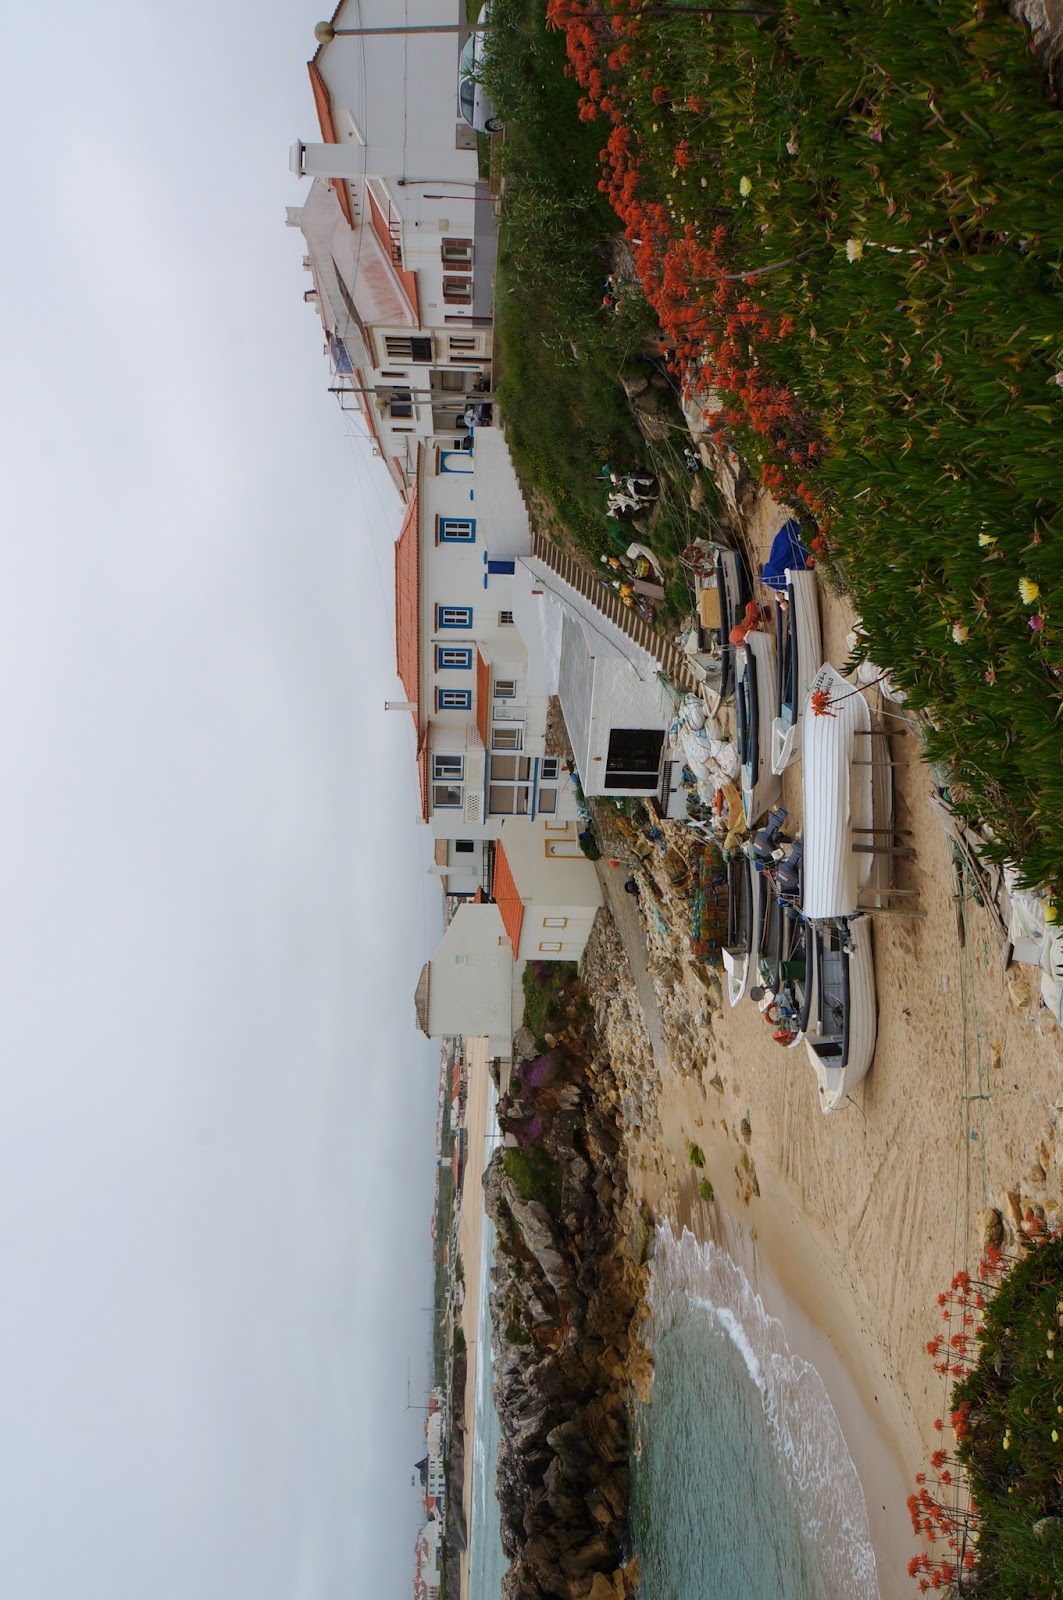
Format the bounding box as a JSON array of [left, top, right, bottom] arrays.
[[735, 631, 781, 827], [804, 916, 877, 1110], [800, 663, 894, 920], [771, 567, 823, 774], [722, 848, 766, 1008]]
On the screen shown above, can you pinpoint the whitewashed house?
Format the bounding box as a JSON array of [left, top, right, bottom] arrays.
[[287, 0, 496, 501], [514, 557, 676, 801], [393, 442, 581, 902], [413, 821, 601, 1051]]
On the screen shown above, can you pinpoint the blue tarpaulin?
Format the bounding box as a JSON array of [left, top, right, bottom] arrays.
[[760, 519, 811, 591]]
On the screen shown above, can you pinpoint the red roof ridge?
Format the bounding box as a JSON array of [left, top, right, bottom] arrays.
[[306, 61, 355, 229], [492, 841, 524, 959]]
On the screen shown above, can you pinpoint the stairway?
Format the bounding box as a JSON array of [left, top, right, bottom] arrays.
[[529, 530, 700, 696]]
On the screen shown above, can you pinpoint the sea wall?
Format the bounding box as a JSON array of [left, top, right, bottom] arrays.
[[483, 984, 650, 1600]]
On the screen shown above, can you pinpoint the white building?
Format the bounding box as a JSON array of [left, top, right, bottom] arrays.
[[515, 555, 676, 800], [393, 441, 581, 902], [288, 0, 497, 501], [413, 821, 601, 1053]]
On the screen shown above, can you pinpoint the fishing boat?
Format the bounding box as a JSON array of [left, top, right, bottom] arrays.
[[771, 567, 823, 775], [800, 663, 894, 921], [804, 916, 877, 1110], [697, 547, 750, 714], [735, 630, 781, 827], [722, 848, 766, 1008]]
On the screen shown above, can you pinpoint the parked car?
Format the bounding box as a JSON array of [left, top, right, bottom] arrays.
[[458, 5, 502, 133]]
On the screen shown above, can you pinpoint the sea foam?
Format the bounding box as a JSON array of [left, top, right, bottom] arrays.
[[647, 1221, 880, 1600]]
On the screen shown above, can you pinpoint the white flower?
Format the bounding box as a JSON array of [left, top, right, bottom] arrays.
[[739, 175, 752, 197], [845, 239, 864, 263], [978, 532, 997, 548], [786, 139, 798, 156], [951, 622, 969, 644]]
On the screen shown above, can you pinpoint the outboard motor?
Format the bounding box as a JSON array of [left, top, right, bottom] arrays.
[[751, 806, 790, 862], [775, 838, 804, 901]]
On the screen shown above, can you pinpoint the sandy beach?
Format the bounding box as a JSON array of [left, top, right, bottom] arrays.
[[583, 496, 1063, 1596]]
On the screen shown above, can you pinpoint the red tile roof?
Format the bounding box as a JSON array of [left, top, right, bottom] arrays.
[[366, 188, 421, 325], [492, 842, 524, 959], [307, 61, 355, 229], [475, 650, 490, 750], [394, 459, 421, 732]]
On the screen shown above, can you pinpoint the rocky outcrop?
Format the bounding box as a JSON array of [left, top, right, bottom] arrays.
[[484, 993, 648, 1600]]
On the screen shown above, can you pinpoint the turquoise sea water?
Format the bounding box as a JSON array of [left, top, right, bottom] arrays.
[[467, 1183, 878, 1600], [631, 1223, 879, 1600]]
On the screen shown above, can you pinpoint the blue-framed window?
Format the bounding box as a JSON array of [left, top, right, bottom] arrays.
[[437, 689, 472, 711], [436, 606, 472, 629], [438, 517, 476, 544], [486, 558, 514, 574], [432, 755, 464, 780], [435, 647, 473, 670]]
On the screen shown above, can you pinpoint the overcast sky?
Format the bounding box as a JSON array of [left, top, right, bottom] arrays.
[[0, 3, 445, 1595]]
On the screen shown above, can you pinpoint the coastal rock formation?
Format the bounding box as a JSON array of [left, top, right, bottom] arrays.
[[484, 986, 648, 1600]]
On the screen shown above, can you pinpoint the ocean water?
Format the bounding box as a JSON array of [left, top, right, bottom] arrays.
[[630, 1222, 879, 1600], [466, 1088, 507, 1600]]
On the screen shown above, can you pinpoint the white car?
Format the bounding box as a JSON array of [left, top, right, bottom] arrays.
[[458, 7, 502, 133]]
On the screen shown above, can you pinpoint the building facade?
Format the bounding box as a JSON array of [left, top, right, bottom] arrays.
[[288, 0, 497, 501]]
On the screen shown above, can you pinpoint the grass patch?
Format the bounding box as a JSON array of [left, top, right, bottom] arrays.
[[480, 0, 658, 551], [552, 0, 1063, 889], [697, 1178, 715, 1204], [503, 1145, 564, 1218], [686, 1141, 706, 1169], [522, 958, 579, 1046]]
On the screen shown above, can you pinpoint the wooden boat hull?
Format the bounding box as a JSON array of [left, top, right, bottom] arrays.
[[736, 632, 781, 827], [804, 917, 877, 1111], [771, 567, 823, 775]]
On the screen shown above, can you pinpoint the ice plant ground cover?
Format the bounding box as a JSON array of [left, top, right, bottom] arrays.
[[909, 1235, 1063, 1597], [498, 0, 1063, 891]]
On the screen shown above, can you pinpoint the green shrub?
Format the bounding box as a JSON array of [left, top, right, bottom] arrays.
[[503, 1146, 564, 1218], [944, 1236, 1063, 1596], [697, 1178, 715, 1204], [687, 1142, 706, 1169], [521, 960, 579, 1046]]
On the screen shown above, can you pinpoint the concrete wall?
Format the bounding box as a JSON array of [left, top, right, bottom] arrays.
[[425, 904, 513, 1053]]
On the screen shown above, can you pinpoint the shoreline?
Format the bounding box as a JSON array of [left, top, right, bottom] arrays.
[[667, 1162, 913, 1600]]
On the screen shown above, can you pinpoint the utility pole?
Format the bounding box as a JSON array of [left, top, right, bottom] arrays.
[[315, 22, 488, 42]]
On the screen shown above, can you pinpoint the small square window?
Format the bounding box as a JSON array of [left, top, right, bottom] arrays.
[[498, 610, 514, 626], [541, 759, 559, 780], [543, 917, 567, 929], [437, 606, 472, 629], [537, 788, 557, 814], [435, 647, 472, 670], [433, 784, 462, 808], [433, 755, 464, 780], [455, 840, 474, 854], [437, 689, 472, 711], [538, 942, 563, 954], [492, 728, 522, 751], [493, 679, 516, 700], [438, 517, 476, 543]]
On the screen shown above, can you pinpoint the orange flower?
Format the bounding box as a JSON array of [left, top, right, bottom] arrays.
[[810, 688, 836, 718]]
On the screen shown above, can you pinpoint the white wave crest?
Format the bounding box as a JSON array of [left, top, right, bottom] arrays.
[[649, 1221, 880, 1600]]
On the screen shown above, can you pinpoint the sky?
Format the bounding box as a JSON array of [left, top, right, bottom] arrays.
[[0, 3, 445, 1595]]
